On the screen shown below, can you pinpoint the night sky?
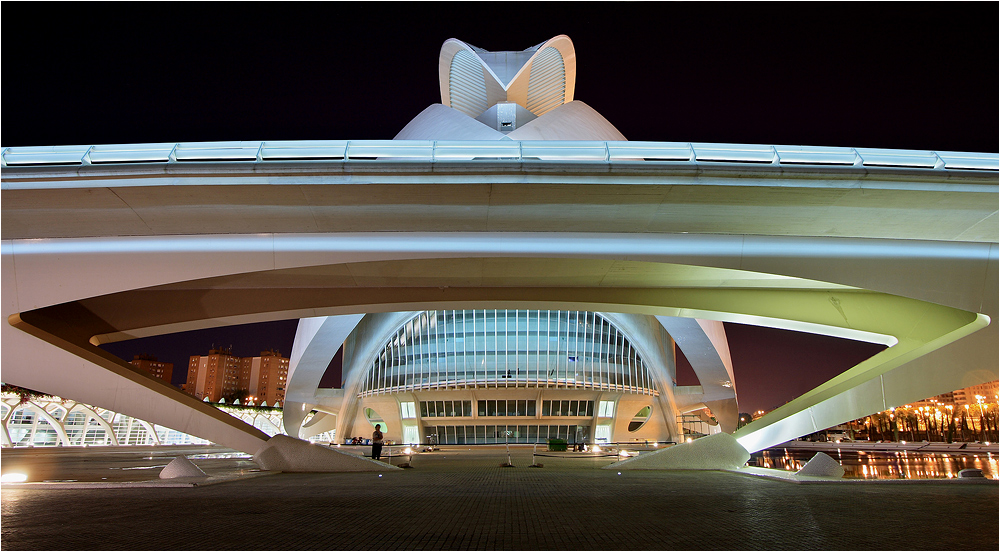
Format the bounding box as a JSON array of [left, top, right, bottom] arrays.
[[4, 3, 994, 413]]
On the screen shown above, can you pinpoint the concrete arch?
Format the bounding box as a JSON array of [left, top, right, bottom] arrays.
[[68, 403, 119, 446]]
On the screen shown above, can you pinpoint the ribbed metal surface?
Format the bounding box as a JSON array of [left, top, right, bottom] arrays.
[[360, 310, 658, 397], [448, 50, 489, 118], [525, 47, 566, 116]]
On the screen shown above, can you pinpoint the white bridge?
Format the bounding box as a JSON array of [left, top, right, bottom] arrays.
[[3, 138, 996, 455]]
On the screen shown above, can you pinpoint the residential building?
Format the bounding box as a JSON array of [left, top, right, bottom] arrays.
[[129, 354, 173, 384]]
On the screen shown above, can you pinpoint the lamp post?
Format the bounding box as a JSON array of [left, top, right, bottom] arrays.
[[946, 405, 954, 443], [975, 395, 986, 442]]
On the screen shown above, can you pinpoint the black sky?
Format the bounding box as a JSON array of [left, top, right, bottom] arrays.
[[4, 2, 995, 412]]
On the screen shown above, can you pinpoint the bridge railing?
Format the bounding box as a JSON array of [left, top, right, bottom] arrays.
[[2, 140, 997, 171]]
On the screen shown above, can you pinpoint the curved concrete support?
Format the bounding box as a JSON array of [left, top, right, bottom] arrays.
[[300, 411, 338, 440], [284, 314, 364, 437], [607, 433, 750, 470], [335, 311, 419, 442], [4, 310, 269, 454], [656, 317, 738, 432], [734, 312, 994, 453], [254, 434, 398, 472], [599, 312, 682, 442]]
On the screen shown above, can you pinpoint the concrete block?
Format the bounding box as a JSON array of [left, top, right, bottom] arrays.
[[606, 433, 750, 470], [159, 456, 207, 479], [796, 452, 845, 478], [253, 434, 400, 472]]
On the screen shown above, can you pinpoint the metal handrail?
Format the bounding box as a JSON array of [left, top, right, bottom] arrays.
[[2, 140, 996, 171]]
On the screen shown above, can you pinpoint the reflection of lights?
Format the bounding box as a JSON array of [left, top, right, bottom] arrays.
[[1, 473, 28, 483], [619, 450, 630, 458], [592, 445, 601, 453]]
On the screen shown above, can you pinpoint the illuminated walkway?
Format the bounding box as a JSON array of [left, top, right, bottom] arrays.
[[2, 446, 996, 550]]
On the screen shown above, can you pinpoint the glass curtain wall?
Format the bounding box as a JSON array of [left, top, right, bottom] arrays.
[[360, 310, 658, 397]]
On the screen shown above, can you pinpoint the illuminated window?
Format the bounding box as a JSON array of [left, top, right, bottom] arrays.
[[598, 400, 615, 418]]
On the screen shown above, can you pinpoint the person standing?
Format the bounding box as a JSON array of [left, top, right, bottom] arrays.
[[372, 424, 384, 460]]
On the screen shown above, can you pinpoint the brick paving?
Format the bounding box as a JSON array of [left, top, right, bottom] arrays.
[[1, 445, 997, 550]]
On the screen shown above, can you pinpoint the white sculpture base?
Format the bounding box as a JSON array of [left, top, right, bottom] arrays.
[[253, 435, 400, 472], [605, 433, 751, 470], [159, 456, 208, 479]]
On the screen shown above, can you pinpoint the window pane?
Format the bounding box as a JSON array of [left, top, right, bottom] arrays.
[[570, 400, 578, 416], [508, 400, 518, 416], [527, 400, 536, 416], [517, 400, 526, 417], [542, 400, 550, 416], [420, 401, 428, 417], [497, 400, 506, 417], [436, 401, 445, 417], [478, 400, 487, 416], [456, 426, 466, 445], [464, 401, 472, 417], [561, 401, 570, 416], [487, 401, 497, 416], [587, 400, 594, 417], [486, 425, 496, 444], [476, 425, 486, 443]]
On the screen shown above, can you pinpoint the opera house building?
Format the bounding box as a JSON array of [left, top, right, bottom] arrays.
[[2, 36, 996, 467]]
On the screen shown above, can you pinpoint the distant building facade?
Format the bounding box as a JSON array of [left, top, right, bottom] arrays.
[[909, 380, 999, 408], [129, 354, 173, 384], [952, 380, 999, 406], [238, 350, 289, 406], [186, 348, 287, 406]]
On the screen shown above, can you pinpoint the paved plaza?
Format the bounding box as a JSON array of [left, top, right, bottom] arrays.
[[1, 445, 997, 550]]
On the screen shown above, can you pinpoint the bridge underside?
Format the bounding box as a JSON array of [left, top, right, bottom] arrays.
[[2, 155, 996, 455]]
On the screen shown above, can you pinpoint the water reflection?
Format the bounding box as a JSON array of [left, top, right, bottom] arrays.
[[750, 449, 998, 479]]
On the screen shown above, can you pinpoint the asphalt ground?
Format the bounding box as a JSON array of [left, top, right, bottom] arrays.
[[1, 445, 997, 550]]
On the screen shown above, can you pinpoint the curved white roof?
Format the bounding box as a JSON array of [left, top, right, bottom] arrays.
[[439, 35, 577, 118]]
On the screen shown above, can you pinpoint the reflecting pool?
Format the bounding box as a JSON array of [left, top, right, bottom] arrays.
[[750, 448, 998, 479]]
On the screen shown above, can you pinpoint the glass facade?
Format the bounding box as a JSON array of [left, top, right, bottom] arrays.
[[1, 394, 310, 448], [361, 310, 658, 397], [428, 424, 591, 445]]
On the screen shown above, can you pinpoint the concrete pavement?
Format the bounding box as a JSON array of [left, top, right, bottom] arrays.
[[1, 445, 997, 550]]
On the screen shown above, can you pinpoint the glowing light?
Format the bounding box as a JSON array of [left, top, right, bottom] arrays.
[[592, 445, 601, 453], [1, 473, 28, 483], [403, 447, 413, 455], [619, 450, 630, 458]]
